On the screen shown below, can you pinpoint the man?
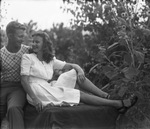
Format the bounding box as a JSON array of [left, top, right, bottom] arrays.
[[0, 21, 30, 129]]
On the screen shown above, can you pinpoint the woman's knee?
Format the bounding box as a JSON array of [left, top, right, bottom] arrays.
[[80, 91, 87, 102]]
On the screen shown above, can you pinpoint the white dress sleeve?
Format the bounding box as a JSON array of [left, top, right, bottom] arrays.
[[21, 54, 32, 76], [53, 57, 66, 70]]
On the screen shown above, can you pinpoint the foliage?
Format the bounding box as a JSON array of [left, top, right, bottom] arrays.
[[23, 20, 38, 46], [0, 29, 7, 48], [62, 0, 150, 129], [44, 23, 89, 67]]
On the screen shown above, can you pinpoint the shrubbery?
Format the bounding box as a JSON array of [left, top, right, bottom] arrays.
[[59, 0, 150, 128]]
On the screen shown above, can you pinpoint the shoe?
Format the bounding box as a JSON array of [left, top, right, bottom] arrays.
[[118, 94, 138, 114]]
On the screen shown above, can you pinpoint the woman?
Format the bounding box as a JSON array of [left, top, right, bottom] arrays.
[[21, 31, 138, 113]]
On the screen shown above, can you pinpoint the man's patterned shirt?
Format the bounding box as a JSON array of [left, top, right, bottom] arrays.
[[0, 44, 29, 82]]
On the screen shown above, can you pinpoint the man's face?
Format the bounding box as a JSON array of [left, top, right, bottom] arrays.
[[12, 29, 26, 46]]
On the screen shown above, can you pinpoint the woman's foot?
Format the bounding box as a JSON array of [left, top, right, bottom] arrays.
[[118, 94, 138, 114]]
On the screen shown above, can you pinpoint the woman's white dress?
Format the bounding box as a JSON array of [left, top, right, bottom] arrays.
[[21, 53, 80, 106]]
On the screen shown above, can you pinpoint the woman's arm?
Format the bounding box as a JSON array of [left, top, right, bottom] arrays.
[[63, 63, 86, 83], [21, 75, 43, 112], [21, 75, 36, 100]]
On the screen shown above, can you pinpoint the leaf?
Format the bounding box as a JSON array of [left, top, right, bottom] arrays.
[[102, 66, 114, 73], [142, 28, 150, 36], [117, 17, 128, 26], [107, 42, 119, 50], [118, 86, 128, 97], [122, 78, 130, 82], [133, 50, 145, 63], [134, 91, 145, 100], [122, 67, 139, 80], [124, 53, 132, 65], [104, 71, 119, 79], [144, 58, 150, 63], [143, 75, 150, 85], [102, 66, 119, 79], [89, 63, 100, 73]]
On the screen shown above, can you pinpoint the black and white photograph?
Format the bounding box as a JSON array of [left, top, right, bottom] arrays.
[[1, 0, 150, 129]]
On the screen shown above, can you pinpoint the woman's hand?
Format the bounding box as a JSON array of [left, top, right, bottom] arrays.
[[64, 63, 86, 83], [32, 98, 43, 112], [77, 71, 85, 83]]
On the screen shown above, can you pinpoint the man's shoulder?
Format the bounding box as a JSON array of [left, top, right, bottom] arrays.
[[21, 44, 31, 53], [0, 46, 6, 51], [0, 46, 6, 54]]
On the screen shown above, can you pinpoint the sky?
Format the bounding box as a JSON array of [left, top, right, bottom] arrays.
[[1, 0, 145, 30], [1, 0, 73, 30]]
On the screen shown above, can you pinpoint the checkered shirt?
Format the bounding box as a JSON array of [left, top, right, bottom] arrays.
[[1, 44, 29, 82]]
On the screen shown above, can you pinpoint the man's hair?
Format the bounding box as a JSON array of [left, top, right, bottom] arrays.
[[6, 21, 26, 35]]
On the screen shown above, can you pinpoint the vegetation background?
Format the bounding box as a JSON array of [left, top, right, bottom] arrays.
[[1, 0, 150, 129]]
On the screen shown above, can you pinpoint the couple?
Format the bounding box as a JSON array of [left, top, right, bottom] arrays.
[[0, 21, 138, 129]]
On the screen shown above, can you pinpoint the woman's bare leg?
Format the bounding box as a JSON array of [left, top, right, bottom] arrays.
[[77, 78, 108, 98], [80, 91, 131, 108]]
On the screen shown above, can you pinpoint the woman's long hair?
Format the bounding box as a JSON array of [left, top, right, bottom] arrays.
[[30, 31, 55, 63]]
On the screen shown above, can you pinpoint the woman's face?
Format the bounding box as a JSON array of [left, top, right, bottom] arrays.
[[32, 35, 43, 53]]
